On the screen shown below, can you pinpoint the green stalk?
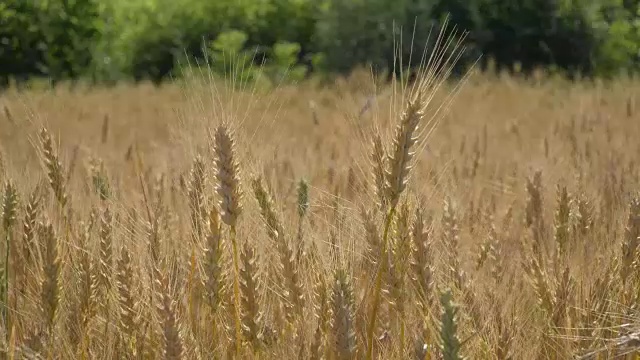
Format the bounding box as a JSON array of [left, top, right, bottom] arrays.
[[366, 206, 397, 360]]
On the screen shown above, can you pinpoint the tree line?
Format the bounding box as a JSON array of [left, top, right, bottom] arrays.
[[1, 0, 639, 87]]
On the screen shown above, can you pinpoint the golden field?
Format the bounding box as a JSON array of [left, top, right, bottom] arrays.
[[0, 59, 640, 360]]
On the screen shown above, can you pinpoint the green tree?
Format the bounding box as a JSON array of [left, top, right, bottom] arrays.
[[0, 0, 101, 87]]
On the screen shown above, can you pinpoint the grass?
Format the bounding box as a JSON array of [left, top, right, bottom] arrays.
[[1, 47, 640, 359]]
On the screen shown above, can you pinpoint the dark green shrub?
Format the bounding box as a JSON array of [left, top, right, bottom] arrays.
[[315, 0, 405, 74], [315, 0, 640, 79], [0, 0, 101, 87]]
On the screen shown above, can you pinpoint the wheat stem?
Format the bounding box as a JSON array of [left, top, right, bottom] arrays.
[[230, 225, 242, 356], [366, 205, 396, 360]]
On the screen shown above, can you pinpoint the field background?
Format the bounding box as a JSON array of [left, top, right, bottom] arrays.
[[4, 0, 640, 358], [1, 65, 640, 359]]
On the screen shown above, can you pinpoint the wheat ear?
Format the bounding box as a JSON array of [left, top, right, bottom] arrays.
[[442, 198, 465, 290], [1, 181, 18, 331], [389, 203, 412, 354], [361, 207, 382, 274], [213, 124, 244, 356], [331, 269, 357, 360], [553, 185, 571, 265], [439, 289, 463, 360], [371, 133, 388, 209], [621, 196, 640, 286], [98, 206, 113, 297], [156, 267, 184, 360], [239, 239, 262, 351], [38, 128, 68, 208], [188, 155, 207, 240], [77, 216, 98, 356], [295, 179, 309, 262], [21, 185, 41, 273], [367, 96, 425, 360], [252, 177, 304, 322], [310, 270, 329, 360], [116, 244, 137, 351], [411, 207, 434, 313], [524, 170, 544, 245], [204, 207, 225, 313], [214, 125, 242, 228]]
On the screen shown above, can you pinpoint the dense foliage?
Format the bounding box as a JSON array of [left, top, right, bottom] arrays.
[[1, 0, 640, 85]]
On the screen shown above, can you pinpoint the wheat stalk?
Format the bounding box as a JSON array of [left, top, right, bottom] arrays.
[[40, 222, 61, 334]]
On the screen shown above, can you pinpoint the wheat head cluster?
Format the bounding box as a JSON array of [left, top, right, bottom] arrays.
[[0, 29, 640, 360]]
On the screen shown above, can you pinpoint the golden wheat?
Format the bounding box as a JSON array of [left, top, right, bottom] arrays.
[[0, 54, 639, 359]]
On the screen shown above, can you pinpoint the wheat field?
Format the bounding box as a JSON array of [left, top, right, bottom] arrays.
[[1, 40, 640, 360]]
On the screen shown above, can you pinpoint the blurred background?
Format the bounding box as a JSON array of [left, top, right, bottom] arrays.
[[1, 0, 640, 88]]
